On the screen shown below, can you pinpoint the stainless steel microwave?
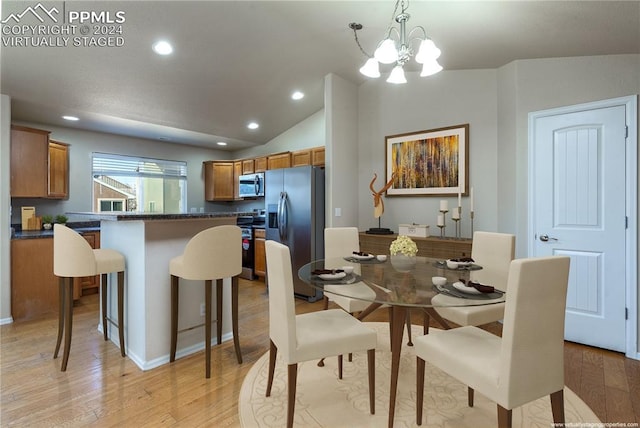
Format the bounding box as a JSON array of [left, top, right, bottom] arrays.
[[238, 173, 265, 198]]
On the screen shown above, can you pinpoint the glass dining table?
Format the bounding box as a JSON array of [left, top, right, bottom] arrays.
[[298, 255, 505, 428]]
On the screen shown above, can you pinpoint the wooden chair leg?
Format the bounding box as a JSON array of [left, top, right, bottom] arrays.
[[216, 279, 223, 345], [348, 352, 352, 362], [497, 405, 512, 428], [416, 356, 425, 425], [117, 271, 126, 357], [550, 389, 565, 425], [422, 310, 430, 335], [322, 295, 329, 310], [170, 275, 179, 362], [367, 349, 375, 415], [287, 363, 298, 428], [61, 277, 74, 372], [266, 340, 277, 397], [101, 273, 108, 341], [468, 387, 474, 407], [205, 279, 213, 378], [54, 277, 65, 359], [338, 354, 343, 379], [231, 276, 242, 364]]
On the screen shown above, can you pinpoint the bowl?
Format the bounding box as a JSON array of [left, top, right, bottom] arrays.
[[432, 276, 447, 286], [446, 260, 459, 269], [376, 255, 387, 261], [341, 266, 354, 275]]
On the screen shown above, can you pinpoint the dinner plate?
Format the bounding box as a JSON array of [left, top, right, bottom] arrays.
[[351, 253, 375, 260], [318, 272, 347, 280], [452, 281, 482, 295]]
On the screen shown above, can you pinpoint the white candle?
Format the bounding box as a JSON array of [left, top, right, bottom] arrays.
[[458, 188, 462, 207], [452, 207, 460, 220], [437, 214, 444, 226], [439, 200, 448, 212], [470, 187, 474, 212]]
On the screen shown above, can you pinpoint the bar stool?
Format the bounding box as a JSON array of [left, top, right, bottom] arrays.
[[169, 225, 243, 378], [53, 224, 126, 371]]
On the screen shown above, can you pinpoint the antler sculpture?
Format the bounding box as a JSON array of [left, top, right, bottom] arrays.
[[369, 173, 395, 218]]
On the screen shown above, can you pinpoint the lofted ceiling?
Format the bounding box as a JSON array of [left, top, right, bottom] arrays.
[[1, 0, 639, 151]]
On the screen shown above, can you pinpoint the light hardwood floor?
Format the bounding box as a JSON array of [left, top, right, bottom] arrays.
[[1, 278, 639, 426]]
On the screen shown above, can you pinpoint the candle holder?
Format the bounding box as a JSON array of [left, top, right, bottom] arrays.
[[452, 206, 462, 238], [438, 209, 448, 238], [470, 211, 475, 237]]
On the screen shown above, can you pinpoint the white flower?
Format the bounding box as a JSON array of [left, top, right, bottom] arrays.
[[389, 235, 418, 257]]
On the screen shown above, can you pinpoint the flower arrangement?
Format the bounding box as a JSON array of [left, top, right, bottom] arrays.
[[389, 235, 418, 257]]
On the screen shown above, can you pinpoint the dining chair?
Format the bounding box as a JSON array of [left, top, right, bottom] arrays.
[[415, 255, 571, 427], [169, 225, 243, 378], [53, 224, 126, 371], [432, 231, 515, 327], [265, 240, 377, 428]]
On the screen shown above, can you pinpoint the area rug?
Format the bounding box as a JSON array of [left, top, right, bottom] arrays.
[[239, 323, 600, 427]]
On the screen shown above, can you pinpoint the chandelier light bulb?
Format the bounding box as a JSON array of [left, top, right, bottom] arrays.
[[374, 39, 399, 64], [359, 58, 381, 78], [415, 38, 441, 64], [387, 65, 407, 84], [420, 59, 443, 77]]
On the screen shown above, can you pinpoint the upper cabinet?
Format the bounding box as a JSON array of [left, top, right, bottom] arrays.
[[10, 125, 69, 199], [204, 161, 236, 201], [254, 156, 267, 173], [291, 147, 325, 168], [267, 152, 291, 170]]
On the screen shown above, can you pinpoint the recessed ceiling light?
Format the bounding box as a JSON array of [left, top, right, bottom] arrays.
[[62, 115, 79, 121], [152, 40, 173, 55], [291, 91, 304, 100], [247, 122, 259, 130], [216, 141, 227, 146]]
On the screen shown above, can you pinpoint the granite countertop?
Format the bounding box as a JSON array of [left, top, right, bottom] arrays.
[[66, 211, 254, 221], [11, 222, 100, 240]]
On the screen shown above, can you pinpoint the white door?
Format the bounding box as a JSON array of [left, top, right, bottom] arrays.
[[531, 104, 627, 352]]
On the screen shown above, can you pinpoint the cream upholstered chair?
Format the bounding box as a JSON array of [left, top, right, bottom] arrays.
[[415, 256, 571, 427], [432, 231, 515, 327], [53, 224, 126, 371], [265, 240, 377, 428], [169, 225, 243, 378], [322, 227, 374, 313]]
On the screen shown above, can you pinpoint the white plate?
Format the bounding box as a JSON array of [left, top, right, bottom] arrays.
[[318, 272, 347, 280], [351, 254, 374, 260], [453, 281, 482, 295], [448, 259, 473, 267]]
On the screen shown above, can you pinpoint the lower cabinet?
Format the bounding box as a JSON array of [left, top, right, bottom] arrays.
[[254, 228, 266, 279], [11, 231, 100, 321]]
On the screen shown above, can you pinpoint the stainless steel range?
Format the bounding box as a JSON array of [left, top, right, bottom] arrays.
[[237, 211, 265, 280]]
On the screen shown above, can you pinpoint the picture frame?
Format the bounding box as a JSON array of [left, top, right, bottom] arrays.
[[385, 124, 469, 196]]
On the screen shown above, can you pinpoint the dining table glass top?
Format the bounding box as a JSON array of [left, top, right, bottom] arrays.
[[298, 256, 505, 308]]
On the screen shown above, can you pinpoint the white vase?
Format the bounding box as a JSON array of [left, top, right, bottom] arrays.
[[43, 223, 52, 230], [390, 254, 416, 272]]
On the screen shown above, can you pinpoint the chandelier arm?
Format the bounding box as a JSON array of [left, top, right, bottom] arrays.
[[407, 25, 428, 41]]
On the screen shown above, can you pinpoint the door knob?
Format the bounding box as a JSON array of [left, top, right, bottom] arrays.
[[539, 234, 558, 242]]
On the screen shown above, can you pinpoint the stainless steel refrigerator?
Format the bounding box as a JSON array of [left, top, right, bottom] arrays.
[[265, 166, 325, 301]]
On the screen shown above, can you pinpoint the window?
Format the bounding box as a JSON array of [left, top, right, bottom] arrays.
[[92, 153, 187, 214]]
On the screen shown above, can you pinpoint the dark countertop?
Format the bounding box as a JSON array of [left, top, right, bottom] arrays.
[[11, 222, 100, 240], [66, 211, 254, 221]]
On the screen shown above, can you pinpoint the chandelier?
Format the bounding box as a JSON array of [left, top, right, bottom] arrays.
[[349, 0, 442, 84]]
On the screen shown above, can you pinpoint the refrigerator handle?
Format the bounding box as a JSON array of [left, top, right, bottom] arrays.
[[279, 191, 288, 241]]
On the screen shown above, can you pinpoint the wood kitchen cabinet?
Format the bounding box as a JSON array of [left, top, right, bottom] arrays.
[[312, 146, 325, 166], [10, 125, 69, 199], [253, 228, 266, 279], [73, 232, 101, 299], [204, 161, 235, 201], [267, 152, 291, 170], [290, 147, 325, 168], [254, 156, 267, 172], [241, 159, 254, 174], [234, 160, 242, 199], [11, 231, 100, 321]]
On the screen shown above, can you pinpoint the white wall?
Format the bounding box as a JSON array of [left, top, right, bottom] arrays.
[[324, 73, 359, 228], [0, 95, 12, 324], [357, 69, 498, 237]]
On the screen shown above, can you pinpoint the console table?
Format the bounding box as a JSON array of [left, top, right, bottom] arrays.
[[359, 232, 472, 260]]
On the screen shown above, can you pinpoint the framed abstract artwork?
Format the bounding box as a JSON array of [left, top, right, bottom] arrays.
[[385, 124, 469, 196]]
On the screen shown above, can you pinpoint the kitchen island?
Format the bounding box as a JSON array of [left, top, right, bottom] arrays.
[[67, 212, 250, 371]]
